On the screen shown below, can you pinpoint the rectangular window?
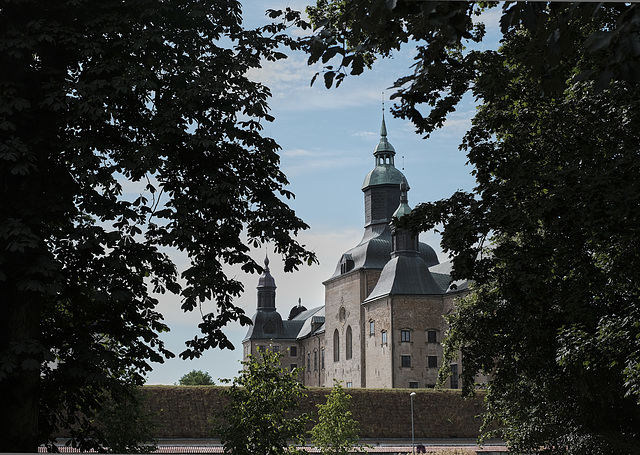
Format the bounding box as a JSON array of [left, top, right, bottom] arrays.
[[314, 351, 318, 371], [370, 320, 375, 335], [450, 364, 459, 389], [257, 345, 265, 352], [428, 356, 438, 368], [272, 345, 279, 353], [381, 330, 387, 346], [401, 329, 411, 342], [346, 382, 352, 388], [409, 381, 419, 388], [307, 353, 311, 371], [427, 330, 437, 343], [321, 348, 325, 369], [290, 346, 297, 357], [401, 355, 411, 368]]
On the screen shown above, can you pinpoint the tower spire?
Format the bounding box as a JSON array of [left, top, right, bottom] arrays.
[[374, 94, 395, 164], [257, 254, 276, 311]]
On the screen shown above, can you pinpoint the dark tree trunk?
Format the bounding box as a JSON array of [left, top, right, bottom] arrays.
[[0, 285, 42, 453]]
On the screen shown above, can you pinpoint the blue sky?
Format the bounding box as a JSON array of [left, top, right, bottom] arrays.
[[145, 2, 502, 385]]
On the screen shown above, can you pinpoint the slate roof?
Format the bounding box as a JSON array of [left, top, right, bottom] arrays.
[[244, 306, 325, 342], [429, 260, 470, 293], [243, 309, 287, 342], [364, 255, 443, 302], [328, 225, 439, 280]]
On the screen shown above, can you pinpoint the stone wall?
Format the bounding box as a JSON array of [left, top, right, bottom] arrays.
[[142, 386, 485, 440]]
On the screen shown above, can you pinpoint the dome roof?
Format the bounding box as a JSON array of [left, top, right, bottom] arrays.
[[392, 179, 411, 218], [244, 309, 286, 340], [362, 165, 406, 189], [257, 256, 276, 289]]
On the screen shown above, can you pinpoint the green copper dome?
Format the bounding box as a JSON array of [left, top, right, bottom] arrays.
[[392, 180, 412, 218], [362, 165, 406, 189], [362, 115, 407, 190]]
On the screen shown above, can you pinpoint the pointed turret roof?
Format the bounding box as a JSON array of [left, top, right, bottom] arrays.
[[374, 115, 396, 155], [362, 115, 406, 190], [393, 179, 412, 219]]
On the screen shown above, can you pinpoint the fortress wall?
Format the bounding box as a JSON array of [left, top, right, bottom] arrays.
[[142, 386, 485, 440]]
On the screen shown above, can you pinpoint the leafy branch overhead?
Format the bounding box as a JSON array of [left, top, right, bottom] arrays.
[[301, 1, 640, 453], [302, 1, 640, 136], [1, 0, 316, 451]]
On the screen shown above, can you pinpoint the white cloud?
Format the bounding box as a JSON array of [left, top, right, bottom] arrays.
[[281, 148, 315, 158], [352, 130, 378, 138]]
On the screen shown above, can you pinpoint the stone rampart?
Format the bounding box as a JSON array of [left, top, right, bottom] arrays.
[[142, 386, 485, 440]]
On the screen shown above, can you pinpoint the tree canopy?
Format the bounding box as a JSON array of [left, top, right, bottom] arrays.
[[177, 370, 215, 386], [310, 381, 362, 455], [0, 0, 314, 451], [217, 350, 309, 455], [303, 1, 640, 453]]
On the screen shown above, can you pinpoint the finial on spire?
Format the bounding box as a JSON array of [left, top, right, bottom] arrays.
[[298, 297, 301, 307], [381, 92, 387, 137], [264, 251, 270, 270]]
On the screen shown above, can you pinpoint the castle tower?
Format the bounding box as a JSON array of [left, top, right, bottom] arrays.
[[243, 256, 286, 350]]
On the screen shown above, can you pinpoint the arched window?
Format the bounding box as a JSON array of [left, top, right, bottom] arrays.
[[346, 326, 353, 360], [333, 329, 340, 362]]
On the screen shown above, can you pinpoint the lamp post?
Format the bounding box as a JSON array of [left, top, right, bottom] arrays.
[[410, 392, 416, 455]]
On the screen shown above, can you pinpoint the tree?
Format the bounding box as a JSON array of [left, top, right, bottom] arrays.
[[0, 1, 315, 451], [177, 370, 215, 386], [303, 2, 640, 453], [94, 385, 158, 454], [310, 380, 362, 455], [217, 350, 309, 455]]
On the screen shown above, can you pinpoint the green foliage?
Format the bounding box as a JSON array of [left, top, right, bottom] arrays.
[[310, 381, 363, 455], [96, 386, 158, 454], [217, 350, 309, 455], [0, 0, 315, 451], [177, 370, 215, 386], [303, 2, 640, 136], [304, 2, 640, 453]]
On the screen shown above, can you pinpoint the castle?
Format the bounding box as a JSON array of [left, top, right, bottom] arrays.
[[242, 117, 468, 389]]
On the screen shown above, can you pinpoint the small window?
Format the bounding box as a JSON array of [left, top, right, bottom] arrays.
[[346, 326, 353, 360], [370, 320, 375, 335], [333, 329, 340, 362], [340, 254, 354, 274], [401, 355, 411, 368], [450, 364, 459, 389], [272, 345, 280, 353], [290, 346, 297, 357], [401, 329, 411, 342], [346, 382, 352, 388], [257, 345, 265, 352], [409, 381, 419, 389], [307, 353, 311, 371], [314, 351, 318, 371], [381, 330, 388, 346], [321, 347, 325, 369], [428, 356, 438, 368], [427, 330, 437, 343]]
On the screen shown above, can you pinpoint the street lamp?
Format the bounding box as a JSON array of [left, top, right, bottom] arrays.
[[410, 392, 416, 455]]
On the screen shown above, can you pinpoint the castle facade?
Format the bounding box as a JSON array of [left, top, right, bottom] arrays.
[[242, 118, 468, 389]]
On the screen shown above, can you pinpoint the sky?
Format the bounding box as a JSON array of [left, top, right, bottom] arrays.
[[145, 2, 502, 385]]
